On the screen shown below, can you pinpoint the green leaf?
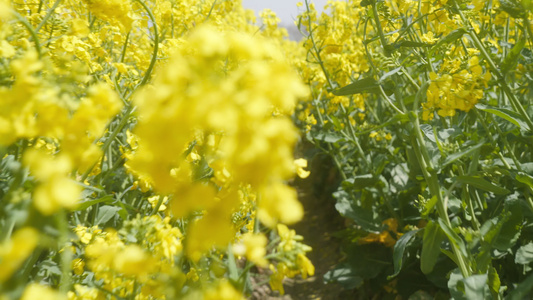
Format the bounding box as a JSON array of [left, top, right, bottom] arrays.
[[493, 199, 523, 251], [422, 195, 438, 217], [421, 221, 445, 274], [463, 274, 489, 300], [334, 190, 381, 231], [94, 205, 121, 225], [449, 271, 491, 300], [431, 28, 467, 52], [442, 141, 485, 167], [505, 272, 533, 300], [346, 244, 391, 279], [499, 0, 528, 18], [389, 229, 419, 279], [324, 263, 364, 289], [312, 131, 345, 143], [488, 267, 502, 299], [379, 67, 402, 84], [456, 176, 511, 195], [515, 242, 533, 264], [76, 195, 114, 211], [360, 0, 372, 7], [226, 244, 239, 283], [438, 218, 468, 258], [515, 172, 533, 189], [332, 77, 379, 96], [393, 40, 432, 48], [342, 174, 378, 190], [448, 268, 467, 300], [501, 38, 526, 73], [476, 104, 529, 130]]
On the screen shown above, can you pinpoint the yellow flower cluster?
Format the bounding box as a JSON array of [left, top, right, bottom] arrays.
[[269, 224, 314, 295], [424, 55, 491, 120], [0, 0, 316, 299], [296, 0, 368, 128], [82, 0, 134, 31], [128, 25, 308, 261], [71, 216, 183, 299], [0, 227, 39, 282]]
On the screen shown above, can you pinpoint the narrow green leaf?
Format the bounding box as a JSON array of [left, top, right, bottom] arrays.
[[413, 81, 429, 110], [394, 40, 432, 48], [421, 221, 445, 274], [75, 195, 114, 211], [312, 131, 345, 143], [422, 195, 438, 217], [226, 244, 239, 283], [332, 77, 379, 96], [442, 141, 485, 167], [438, 218, 468, 258], [456, 176, 510, 195], [342, 174, 378, 190], [431, 28, 467, 52], [476, 104, 529, 130], [501, 38, 526, 73], [389, 229, 419, 279], [379, 67, 402, 84], [488, 267, 502, 299]]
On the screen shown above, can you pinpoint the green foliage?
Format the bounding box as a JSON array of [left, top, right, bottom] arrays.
[[299, 0, 533, 298]]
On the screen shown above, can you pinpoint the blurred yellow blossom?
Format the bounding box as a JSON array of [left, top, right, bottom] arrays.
[[23, 150, 80, 215], [233, 233, 268, 267], [294, 158, 311, 179], [0, 227, 39, 282], [20, 284, 65, 300]]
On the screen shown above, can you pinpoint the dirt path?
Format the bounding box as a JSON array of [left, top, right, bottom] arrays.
[[251, 153, 346, 300]]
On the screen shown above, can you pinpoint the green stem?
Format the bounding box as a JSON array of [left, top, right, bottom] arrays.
[[120, 31, 131, 63], [12, 10, 42, 58], [134, 0, 159, 86], [56, 210, 72, 294], [35, 0, 62, 33], [457, 167, 480, 230], [81, 105, 135, 182], [378, 85, 405, 115], [411, 84, 471, 278], [313, 98, 348, 181], [339, 104, 371, 167], [370, 0, 390, 56], [304, 1, 369, 169]]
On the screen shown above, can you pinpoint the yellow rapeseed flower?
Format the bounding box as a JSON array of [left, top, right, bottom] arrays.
[[0, 227, 39, 282]]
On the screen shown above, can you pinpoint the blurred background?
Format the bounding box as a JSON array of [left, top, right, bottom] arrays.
[[242, 0, 328, 40]]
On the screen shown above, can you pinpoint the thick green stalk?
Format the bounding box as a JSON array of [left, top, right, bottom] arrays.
[[370, 0, 390, 56], [56, 210, 72, 294], [411, 85, 472, 278]]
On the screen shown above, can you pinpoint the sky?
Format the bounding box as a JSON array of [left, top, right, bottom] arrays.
[[241, 0, 328, 25]]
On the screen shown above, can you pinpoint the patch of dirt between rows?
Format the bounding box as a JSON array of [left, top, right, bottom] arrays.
[[251, 150, 348, 300]]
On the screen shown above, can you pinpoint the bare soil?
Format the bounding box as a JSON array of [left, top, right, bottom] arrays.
[[251, 153, 347, 300]]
